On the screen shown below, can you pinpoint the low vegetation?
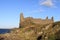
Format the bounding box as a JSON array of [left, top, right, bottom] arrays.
[[0, 21, 60, 40]]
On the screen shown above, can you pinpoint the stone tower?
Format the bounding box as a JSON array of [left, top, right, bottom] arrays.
[[51, 16, 54, 21], [20, 12, 24, 22], [46, 16, 48, 20], [19, 12, 24, 28]]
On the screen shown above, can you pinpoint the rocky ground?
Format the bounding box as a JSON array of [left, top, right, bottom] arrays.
[[0, 21, 60, 40]]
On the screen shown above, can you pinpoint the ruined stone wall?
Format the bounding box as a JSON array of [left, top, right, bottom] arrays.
[[23, 17, 54, 25], [31, 19, 53, 25], [20, 13, 54, 27]]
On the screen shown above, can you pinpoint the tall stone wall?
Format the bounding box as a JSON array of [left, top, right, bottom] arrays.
[[32, 19, 53, 25], [19, 13, 54, 27], [20, 13, 24, 22], [19, 13, 24, 28]]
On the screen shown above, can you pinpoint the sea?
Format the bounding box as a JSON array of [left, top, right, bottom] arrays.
[[0, 29, 11, 34]]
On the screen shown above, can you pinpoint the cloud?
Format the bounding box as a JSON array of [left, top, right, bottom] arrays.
[[40, 0, 56, 7], [31, 9, 44, 13], [26, 9, 44, 14]]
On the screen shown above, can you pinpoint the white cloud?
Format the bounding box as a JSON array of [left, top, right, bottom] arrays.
[[40, 0, 56, 7], [29, 9, 44, 13]]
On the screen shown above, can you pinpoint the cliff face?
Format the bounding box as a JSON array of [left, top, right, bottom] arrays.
[[0, 21, 60, 40]]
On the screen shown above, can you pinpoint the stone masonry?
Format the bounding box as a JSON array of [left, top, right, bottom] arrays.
[[19, 13, 54, 28]]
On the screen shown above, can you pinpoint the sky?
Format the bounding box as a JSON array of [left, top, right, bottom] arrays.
[[0, 0, 60, 29]]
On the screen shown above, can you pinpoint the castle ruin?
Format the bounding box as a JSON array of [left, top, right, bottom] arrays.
[[19, 13, 54, 28]]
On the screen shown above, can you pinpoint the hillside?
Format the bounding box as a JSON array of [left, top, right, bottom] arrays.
[[0, 21, 60, 40]]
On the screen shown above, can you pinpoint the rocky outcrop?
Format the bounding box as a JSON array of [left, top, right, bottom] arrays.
[[0, 21, 60, 40]]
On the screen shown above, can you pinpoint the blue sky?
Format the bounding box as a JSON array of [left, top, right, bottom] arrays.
[[0, 0, 60, 28]]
